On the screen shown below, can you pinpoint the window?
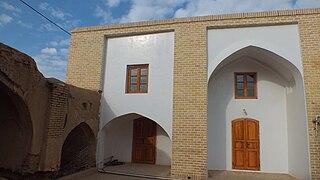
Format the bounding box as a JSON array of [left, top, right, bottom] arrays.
[[126, 64, 149, 93], [234, 72, 257, 99]]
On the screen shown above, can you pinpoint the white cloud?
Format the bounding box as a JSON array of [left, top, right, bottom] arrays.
[[38, 2, 72, 20], [33, 53, 67, 80], [106, 0, 122, 7], [294, 0, 320, 8], [0, 14, 12, 26], [33, 46, 68, 80], [59, 48, 69, 58], [174, 0, 320, 18], [17, 20, 32, 28], [94, 6, 117, 24], [0, 2, 21, 13], [120, 0, 187, 23], [41, 47, 57, 55], [96, 0, 320, 25], [49, 39, 70, 47], [39, 23, 59, 32], [174, 0, 294, 18]]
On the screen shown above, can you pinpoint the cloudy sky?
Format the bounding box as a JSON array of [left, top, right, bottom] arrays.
[[1, 0, 320, 81]]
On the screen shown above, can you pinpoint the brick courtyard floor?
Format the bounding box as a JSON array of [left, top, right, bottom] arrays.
[[60, 164, 296, 180]]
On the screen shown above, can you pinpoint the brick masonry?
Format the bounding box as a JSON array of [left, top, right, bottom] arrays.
[[66, 8, 320, 179], [0, 43, 101, 178]]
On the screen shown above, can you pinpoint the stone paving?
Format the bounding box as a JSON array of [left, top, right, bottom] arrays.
[[60, 165, 297, 180]]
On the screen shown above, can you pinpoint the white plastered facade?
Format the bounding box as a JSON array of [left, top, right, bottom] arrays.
[[98, 32, 174, 167], [207, 24, 310, 179]]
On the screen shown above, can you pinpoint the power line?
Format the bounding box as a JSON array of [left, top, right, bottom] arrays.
[[18, 0, 71, 36]]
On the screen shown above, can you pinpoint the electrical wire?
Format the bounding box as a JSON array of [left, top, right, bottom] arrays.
[[18, 0, 71, 36]]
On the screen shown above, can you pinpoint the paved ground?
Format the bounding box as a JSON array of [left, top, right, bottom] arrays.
[[60, 165, 297, 180]]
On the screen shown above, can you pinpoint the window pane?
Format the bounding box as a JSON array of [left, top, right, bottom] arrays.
[[247, 82, 254, 89], [131, 68, 137, 76], [131, 77, 137, 83], [247, 75, 255, 82], [140, 84, 147, 92], [140, 76, 147, 83], [237, 83, 244, 89], [247, 89, 254, 96], [237, 89, 244, 96], [130, 84, 137, 92], [236, 75, 244, 82], [141, 68, 147, 76]]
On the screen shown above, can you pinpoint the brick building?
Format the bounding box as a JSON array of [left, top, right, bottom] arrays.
[[66, 8, 320, 179], [0, 43, 100, 179]]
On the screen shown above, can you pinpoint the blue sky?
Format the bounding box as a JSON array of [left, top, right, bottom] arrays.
[[1, 0, 320, 81]]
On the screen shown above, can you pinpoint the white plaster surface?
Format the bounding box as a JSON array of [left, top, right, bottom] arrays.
[[208, 58, 289, 173], [98, 33, 174, 168], [103, 117, 171, 166], [207, 24, 303, 81], [100, 32, 174, 138], [207, 25, 310, 179]]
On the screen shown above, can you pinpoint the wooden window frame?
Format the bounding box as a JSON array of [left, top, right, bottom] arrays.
[[126, 64, 149, 94], [234, 72, 257, 99]]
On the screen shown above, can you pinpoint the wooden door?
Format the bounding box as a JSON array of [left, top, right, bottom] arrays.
[[232, 118, 260, 170], [132, 117, 157, 164]]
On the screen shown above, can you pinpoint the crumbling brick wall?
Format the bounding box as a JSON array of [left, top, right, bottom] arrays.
[[0, 43, 100, 179]]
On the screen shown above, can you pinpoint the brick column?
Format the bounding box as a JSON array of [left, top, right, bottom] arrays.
[[171, 23, 208, 179], [299, 15, 320, 179]]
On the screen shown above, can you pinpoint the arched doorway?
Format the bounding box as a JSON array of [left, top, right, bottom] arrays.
[[59, 122, 95, 176], [0, 81, 32, 171], [99, 113, 172, 167], [207, 46, 310, 179]]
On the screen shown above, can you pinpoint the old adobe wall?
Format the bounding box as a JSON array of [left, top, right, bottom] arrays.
[[66, 8, 320, 179], [0, 43, 100, 178]]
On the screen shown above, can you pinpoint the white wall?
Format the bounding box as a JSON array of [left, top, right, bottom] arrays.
[[207, 24, 310, 179], [98, 32, 174, 167], [207, 24, 303, 80], [100, 32, 174, 137], [208, 58, 289, 173], [286, 74, 310, 179], [103, 117, 171, 165]]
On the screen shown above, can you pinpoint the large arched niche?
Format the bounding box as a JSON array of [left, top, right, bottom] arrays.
[[97, 113, 172, 168], [0, 80, 33, 171], [207, 46, 310, 179], [59, 122, 96, 176]]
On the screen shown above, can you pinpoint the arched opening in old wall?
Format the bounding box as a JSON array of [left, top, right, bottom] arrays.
[[59, 122, 95, 176], [0, 81, 33, 172]]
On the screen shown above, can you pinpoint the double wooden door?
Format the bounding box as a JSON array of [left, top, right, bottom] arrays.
[[232, 118, 260, 170], [132, 117, 157, 164]]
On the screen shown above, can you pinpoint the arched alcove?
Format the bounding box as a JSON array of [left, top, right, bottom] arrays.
[[98, 113, 172, 168], [207, 46, 310, 179], [0, 81, 32, 171], [59, 122, 95, 176]]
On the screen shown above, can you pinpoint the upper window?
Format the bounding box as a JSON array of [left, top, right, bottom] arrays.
[[126, 64, 149, 93], [234, 72, 257, 99]]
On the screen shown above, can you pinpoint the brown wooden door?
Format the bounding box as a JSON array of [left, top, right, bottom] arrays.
[[232, 118, 260, 170], [132, 117, 157, 164]]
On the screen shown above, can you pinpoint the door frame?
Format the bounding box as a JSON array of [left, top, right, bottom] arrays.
[[232, 118, 260, 170]]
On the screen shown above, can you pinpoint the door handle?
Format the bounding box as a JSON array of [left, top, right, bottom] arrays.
[[246, 142, 250, 148]]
